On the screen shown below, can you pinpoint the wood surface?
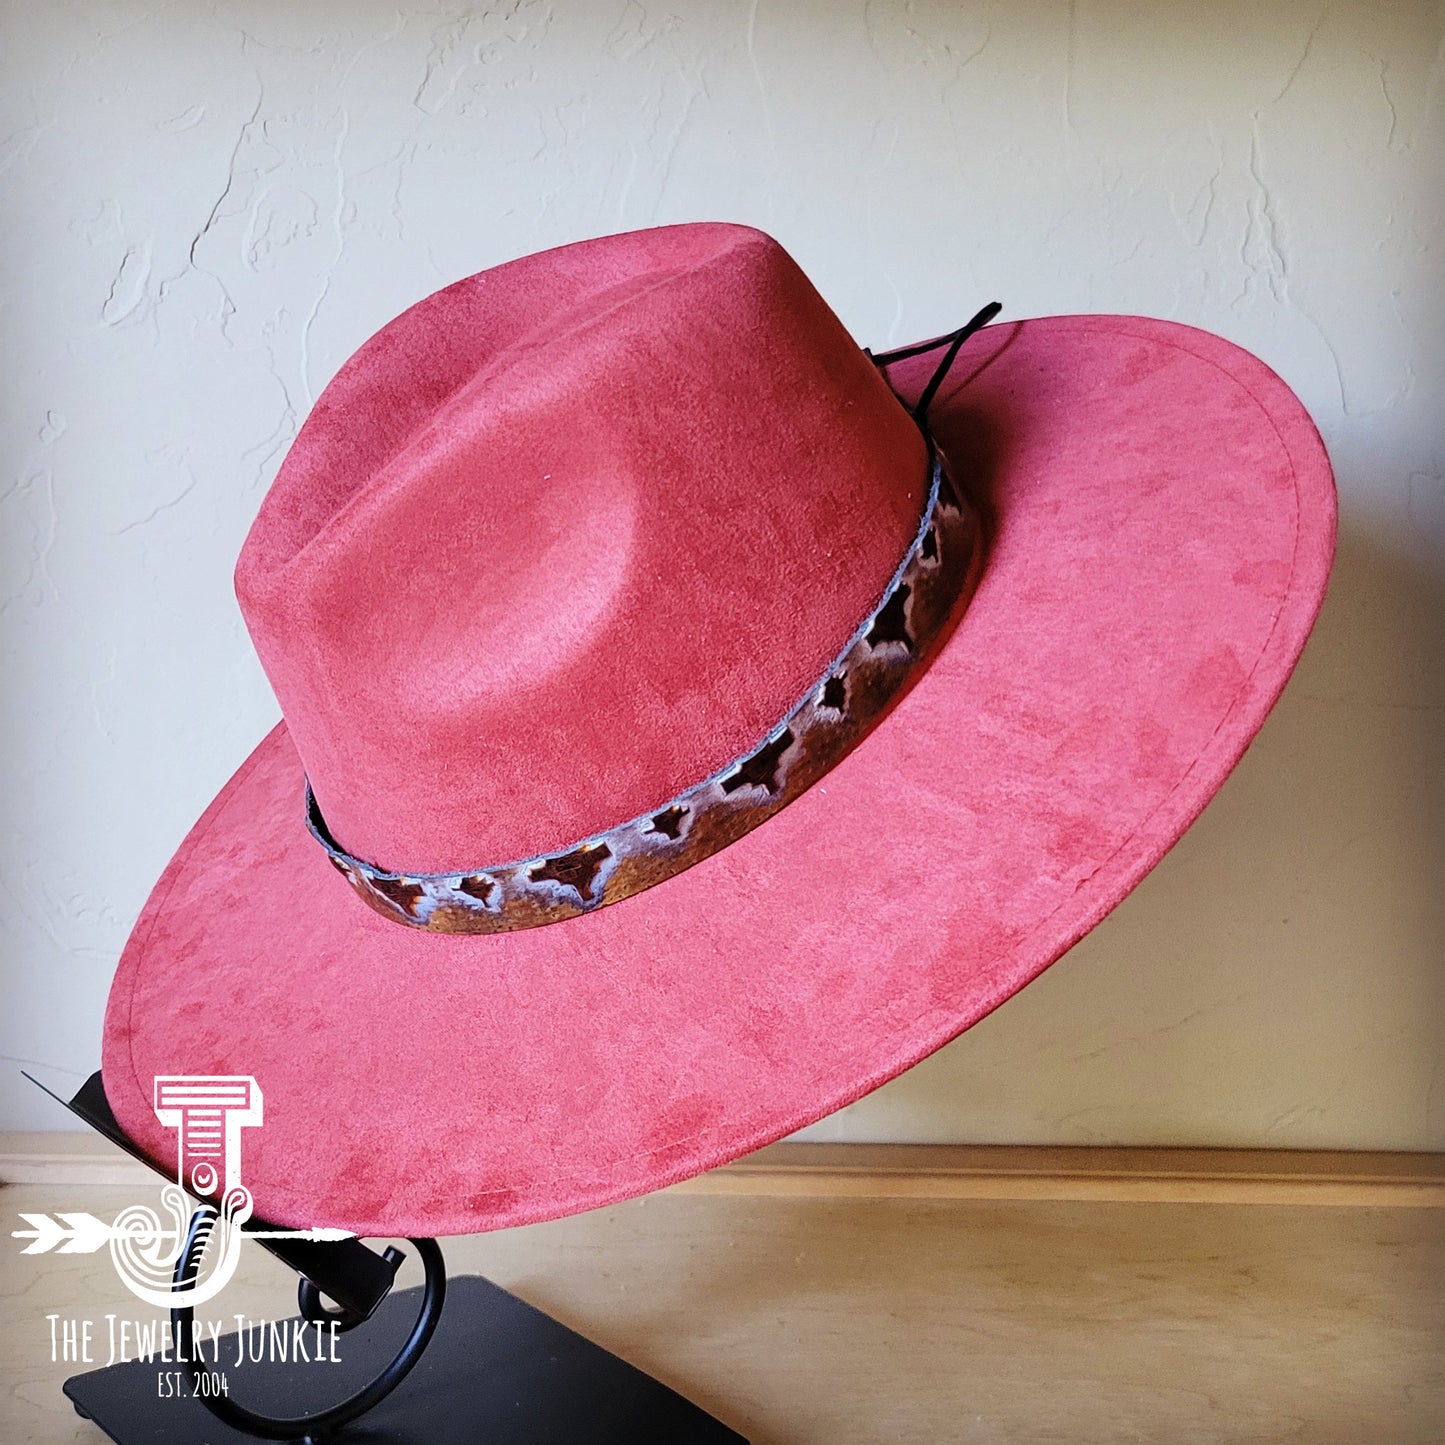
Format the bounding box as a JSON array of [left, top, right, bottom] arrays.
[[2, 1178, 1442, 1443], [5, 1135, 1445, 1206]]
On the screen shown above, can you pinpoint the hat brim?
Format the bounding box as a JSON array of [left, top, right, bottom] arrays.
[[101, 316, 1335, 1235]]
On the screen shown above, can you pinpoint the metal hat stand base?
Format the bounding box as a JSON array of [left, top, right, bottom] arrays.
[[49, 1072, 747, 1445], [64, 1274, 743, 1445]]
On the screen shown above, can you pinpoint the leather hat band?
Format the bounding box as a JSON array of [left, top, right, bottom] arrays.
[[306, 437, 981, 934]]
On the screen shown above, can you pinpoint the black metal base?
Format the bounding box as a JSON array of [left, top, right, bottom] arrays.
[[63, 1274, 746, 1443]]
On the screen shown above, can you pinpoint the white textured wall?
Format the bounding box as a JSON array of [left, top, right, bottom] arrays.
[[2, 1, 1441, 1146]]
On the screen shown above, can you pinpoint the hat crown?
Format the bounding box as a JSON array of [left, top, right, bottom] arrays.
[[236, 223, 927, 874]]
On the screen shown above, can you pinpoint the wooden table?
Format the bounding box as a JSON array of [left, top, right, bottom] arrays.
[[3, 1156, 1442, 1443]]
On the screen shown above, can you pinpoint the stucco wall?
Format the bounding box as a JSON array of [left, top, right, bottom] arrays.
[[2, 0, 1441, 1145]]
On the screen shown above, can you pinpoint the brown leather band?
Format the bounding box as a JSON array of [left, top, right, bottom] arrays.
[[307, 442, 980, 933]]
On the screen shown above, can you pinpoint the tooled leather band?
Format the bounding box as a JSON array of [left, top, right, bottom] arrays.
[[308, 441, 978, 934], [307, 307, 1000, 933]]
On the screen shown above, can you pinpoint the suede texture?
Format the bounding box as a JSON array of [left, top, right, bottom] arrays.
[[102, 307, 1335, 1237], [236, 224, 926, 873]]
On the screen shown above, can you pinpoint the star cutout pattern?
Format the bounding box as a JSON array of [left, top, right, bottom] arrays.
[[820, 674, 847, 712], [457, 875, 497, 906], [721, 729, 795, 795], [936, 468, 963, 513], [367, 873, 428, 917], [529, 843, 612, 903], [648, 805, 689, 840], [866, 584, 912, 652]]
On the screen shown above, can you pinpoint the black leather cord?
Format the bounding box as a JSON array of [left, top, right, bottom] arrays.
[[871, 301, 1002, 424]]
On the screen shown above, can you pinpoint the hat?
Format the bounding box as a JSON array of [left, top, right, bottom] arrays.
[[100, 223, 1335, 1236]]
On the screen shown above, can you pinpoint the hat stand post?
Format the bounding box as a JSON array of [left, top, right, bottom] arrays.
[[165, 1207, 447, 1443], [44, 1071, 749, 1445]]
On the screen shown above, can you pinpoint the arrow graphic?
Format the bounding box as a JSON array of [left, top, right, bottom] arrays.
[[248, 1228, 356, 1241], [12, 1214, 353, 1254], [13, 1212, 117, 1254]]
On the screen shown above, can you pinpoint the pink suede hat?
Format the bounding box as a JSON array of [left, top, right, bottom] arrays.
[[101, 223, 1336, 1236]]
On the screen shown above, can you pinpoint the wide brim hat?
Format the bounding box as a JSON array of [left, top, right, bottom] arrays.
[[100, 224, 1335, 1236]]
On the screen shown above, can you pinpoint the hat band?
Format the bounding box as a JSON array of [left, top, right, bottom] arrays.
[[305, 441, 980, 934]]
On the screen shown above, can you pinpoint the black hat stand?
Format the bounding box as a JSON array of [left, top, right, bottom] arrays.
[[46, 1072, 747, 1444]]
